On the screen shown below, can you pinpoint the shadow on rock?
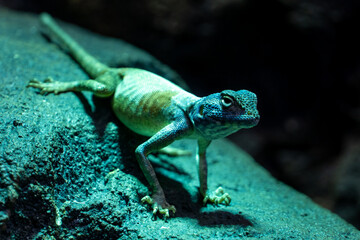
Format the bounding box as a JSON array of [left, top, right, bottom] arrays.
[[198, 210, 253, 227]]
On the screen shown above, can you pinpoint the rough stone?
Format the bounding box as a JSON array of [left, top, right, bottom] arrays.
[[0, 8, 359, 239]]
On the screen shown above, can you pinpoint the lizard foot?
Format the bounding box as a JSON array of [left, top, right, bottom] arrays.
[[141, 195, 176, 220], [203, 187, 231, 206], [27, 77, 71, 94]]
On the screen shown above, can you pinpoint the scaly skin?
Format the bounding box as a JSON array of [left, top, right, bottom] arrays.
[[27, 13, 260, 220]]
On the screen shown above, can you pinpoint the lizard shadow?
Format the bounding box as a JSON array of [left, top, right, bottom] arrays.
[[74, 92, 115, 135], [155, 169, 254, 227], [76, 92, 254, 227]]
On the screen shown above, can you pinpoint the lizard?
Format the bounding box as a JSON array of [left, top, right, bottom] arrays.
[[27, 13, 260, 219]]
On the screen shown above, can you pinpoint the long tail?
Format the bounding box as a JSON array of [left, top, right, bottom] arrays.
[[40, 13, 108, 78]]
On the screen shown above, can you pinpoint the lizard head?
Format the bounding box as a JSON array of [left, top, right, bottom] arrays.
[[189, 90, 260, 139]]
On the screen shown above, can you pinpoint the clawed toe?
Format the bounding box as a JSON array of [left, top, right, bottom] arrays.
[[27, 78, 40, 85], [141, 195, 154, 206], [203, 187, 231, 206], [27, 77, 68, 95], [141, 195, 176, 219], [44, 77, 54, 83]]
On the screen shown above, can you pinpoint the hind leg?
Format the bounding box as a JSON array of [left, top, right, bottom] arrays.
[[27, 75, 115, 97], [28, 77, 105, 95], [28, 68, 121, 97]]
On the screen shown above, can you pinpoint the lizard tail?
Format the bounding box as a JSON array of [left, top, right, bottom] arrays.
[[39, 13, 108, 78]]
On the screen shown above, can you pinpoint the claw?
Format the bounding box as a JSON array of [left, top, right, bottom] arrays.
[[44, 77, 54, 83], [141, 195, 176, 220], [203, 187, 231, 206], [27, 79, 40, 88], [215, 187, 224, 195], [26, 77, 69, 94], [203, 195, 209, 205], [153, 205, 159, 215], [141, 195, 153, 205], [223, 194, 231, 205], [28, 78, 39, 84], [159, 208, 169, 219]]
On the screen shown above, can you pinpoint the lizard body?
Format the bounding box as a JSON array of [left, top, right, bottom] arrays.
[[28, 13, 260, 219], [113, 68, 198, 137]]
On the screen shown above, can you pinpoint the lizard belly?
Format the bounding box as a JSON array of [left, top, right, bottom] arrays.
[[112, 70, 181, 137]]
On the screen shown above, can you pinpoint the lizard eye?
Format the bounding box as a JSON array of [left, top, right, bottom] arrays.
[[221, 95, 233, 108]]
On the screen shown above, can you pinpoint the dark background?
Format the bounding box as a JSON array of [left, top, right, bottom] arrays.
[[1, 0, 359, 228]]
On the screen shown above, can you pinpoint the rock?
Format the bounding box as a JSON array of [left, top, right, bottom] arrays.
[[0, 7, 359, 239]]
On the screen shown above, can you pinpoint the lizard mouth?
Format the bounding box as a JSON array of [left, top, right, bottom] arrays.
[[245, 116, 260, 127], [241, 114, 260, 127], [209, 114, 259, 128]]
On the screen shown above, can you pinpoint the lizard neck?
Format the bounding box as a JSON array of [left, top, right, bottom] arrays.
[[172, 91, 200, 114]]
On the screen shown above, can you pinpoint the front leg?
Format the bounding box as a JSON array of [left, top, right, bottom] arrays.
[[136, 119, 191, 219], [197, 139, 231, 206]]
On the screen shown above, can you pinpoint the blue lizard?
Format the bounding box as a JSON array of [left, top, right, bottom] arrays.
[[27, 13, 260, 219]]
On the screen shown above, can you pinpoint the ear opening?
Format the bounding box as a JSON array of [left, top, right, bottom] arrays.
[[199, 105, 204, 116]]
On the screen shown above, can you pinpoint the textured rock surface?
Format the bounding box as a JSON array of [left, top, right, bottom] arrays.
[[0, 8, 359, 239]]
